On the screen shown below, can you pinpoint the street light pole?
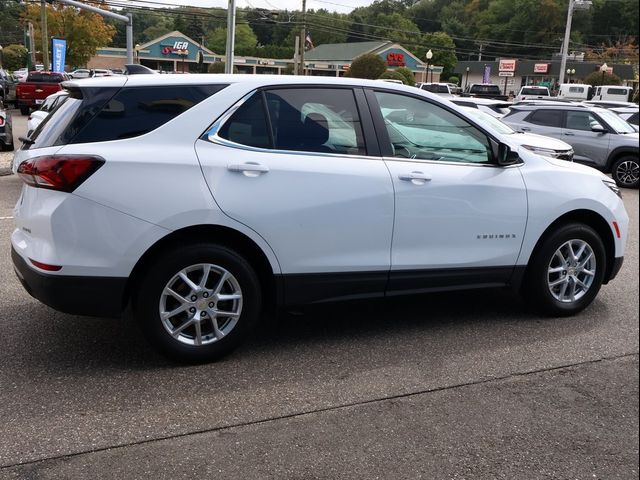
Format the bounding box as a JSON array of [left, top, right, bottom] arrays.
[[465, 66, 470, 90], [425, 49, 433, 84], [225, 0, 236, 74]]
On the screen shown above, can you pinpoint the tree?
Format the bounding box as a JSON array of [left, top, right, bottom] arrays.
[[1, 44, 28, 71], [395, 66, 416, 86], [448, 75, 460, 85], [345, 53, 387, 79], [422, 32, 457, 79], [22, 3, 116, 68], [206, 24, 258, 56], [379, 70, 408, 83], [583, 70, 623, 86]]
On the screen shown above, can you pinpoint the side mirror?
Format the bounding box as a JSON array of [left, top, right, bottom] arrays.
[[497, 143, 521, 166], [591, 125, 608, 133]]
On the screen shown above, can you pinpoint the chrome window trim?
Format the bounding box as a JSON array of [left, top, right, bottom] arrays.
[[203, 87, 376, 161], [381, 156, 520, 169]]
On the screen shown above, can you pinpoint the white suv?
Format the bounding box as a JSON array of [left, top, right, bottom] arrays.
[[11, 75, 629, 362]]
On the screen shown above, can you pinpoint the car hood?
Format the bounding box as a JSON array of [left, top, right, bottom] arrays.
[[538, 154, 609, 179], [508, 132, 573, 151]]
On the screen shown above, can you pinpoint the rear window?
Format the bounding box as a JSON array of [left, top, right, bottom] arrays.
[[606, 88, 628, 96], [421, 84, 449, 93], [569, 86, 585, 93], [521, 87, 549, 96], [26, 72, 66, 83], [470, 85, 500, 94], [25, 84, 227, 149]]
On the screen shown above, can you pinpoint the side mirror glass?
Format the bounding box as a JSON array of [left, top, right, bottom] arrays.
[[498, 143, 521, 166]]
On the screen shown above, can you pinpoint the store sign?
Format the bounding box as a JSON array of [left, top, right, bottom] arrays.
[[498, 71, 514, 77], [499, 59, 517, 72], [534, 63, 548, 73], [386, 53, 405, 67], [162, 41, 190, 55]]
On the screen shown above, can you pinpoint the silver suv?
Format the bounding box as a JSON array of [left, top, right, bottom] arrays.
[[503, 104, 639, 188]]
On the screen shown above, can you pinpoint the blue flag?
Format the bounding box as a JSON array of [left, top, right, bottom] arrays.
[[51, 38, 67, 73]]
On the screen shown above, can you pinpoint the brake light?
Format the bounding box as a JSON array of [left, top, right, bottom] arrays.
[[0, 117, 4, 126], [17, 155, 105, 192], [29, 259, 62, 271]]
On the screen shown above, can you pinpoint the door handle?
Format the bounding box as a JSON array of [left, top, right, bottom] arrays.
[[564, 132, 575, 136], [520, 127, 531, 132], [227, 162, 269, 176], [398, 171, 432, 184]]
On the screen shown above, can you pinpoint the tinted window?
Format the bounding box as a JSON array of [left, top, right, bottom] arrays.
[[375, 91, 492, 164], [470, 85, 501, 94], [569, 86, 585, 93], [521, 87, 549, 96], [26, 73, 66, 83], [71, 85, 226, 143], [218, 93, 271, 149], [565, 111, 603, 131], [265, 88, 366, 155], [526, 109, 563, 128], [606, 88, 628, 96]]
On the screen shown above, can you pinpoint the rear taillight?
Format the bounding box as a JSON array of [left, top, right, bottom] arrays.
[[0, 116, 4, 126], [17, 155, 104, 192]]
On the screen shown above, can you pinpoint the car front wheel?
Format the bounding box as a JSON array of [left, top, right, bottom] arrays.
[[612, 156, 639, 189], [524, 223, 606, 316], [134, 244, 261, 362]]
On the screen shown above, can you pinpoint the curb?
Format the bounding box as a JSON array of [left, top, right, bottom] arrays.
[[0, 167, 13, 177]]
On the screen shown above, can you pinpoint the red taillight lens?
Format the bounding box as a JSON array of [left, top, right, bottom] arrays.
[[0, 116, 4, 126], [29, 259, 62, 271], [17, 155, 104, 192]]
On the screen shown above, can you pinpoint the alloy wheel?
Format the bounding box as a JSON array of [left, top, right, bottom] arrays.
[[547, 239, 596, 303]]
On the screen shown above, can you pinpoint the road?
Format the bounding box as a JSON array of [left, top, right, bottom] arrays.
[[0, 112, 637, 479]]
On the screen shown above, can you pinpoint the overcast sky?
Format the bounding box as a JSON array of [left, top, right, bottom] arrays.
[[130, 0, 375, 14]]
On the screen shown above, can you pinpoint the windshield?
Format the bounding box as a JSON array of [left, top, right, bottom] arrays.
[[597, 109, 636, 134], [462, 107, 515, 134]]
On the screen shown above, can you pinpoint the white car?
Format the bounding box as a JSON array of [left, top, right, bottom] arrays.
[[26, 91, 69, 135], [514, 85, 551, 102], [450, 97, 512, 117], [460, 106, 574, 161], [11, 75, 629, 362]]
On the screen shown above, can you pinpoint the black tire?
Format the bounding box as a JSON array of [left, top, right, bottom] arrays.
[[133, 244, 261, 362], [611, 155, 639, 189], [523, 223, 606, 317], [20, 106, 29, 116]]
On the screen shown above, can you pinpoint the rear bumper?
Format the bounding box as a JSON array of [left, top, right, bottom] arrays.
[[12, 246, 127, 318]]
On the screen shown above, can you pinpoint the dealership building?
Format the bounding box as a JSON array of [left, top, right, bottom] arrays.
[[88, 31, 440, 80]]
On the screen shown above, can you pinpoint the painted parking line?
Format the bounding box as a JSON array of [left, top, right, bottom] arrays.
[[0, 216, 14, 220]]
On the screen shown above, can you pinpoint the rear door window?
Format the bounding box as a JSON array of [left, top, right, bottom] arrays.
[[264, 88, 367, 155], [526, 109, 563, 128]]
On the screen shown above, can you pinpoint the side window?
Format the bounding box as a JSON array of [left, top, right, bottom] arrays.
[[264, 88, 366, 155], [218, 92, 271, 149], [374, 91, 492, 164], [565, 111, 603, 131], [71, 84, 227, 143], [526, 109, 563, 128]]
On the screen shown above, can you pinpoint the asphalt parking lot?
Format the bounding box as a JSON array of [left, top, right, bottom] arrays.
[[0, 111, 638, 479]]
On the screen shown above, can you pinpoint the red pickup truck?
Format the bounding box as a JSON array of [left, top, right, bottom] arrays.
[[16, 71, 69, 115]]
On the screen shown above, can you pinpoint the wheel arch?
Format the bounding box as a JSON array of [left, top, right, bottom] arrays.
[[123, 224, 279, 313], [519, 209, 616, 290], [606, 147, 639, 172]]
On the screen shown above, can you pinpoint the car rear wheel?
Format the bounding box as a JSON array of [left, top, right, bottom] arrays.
[[133, 244, 261, 362], [524, 223, 606, 316], [612, 156, 639, 189]]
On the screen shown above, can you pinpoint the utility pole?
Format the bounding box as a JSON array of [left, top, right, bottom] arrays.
[[477, 43, 483, 61], [559, 0, 591, 85], [293, 35, 300, 75], [41, 0, 49, 71], [52, 0, 134, 63], [28, 22, 36, 69], [558, 0, 574, 86], [299, 0, 306, 75], [225, 0, 236, 73]]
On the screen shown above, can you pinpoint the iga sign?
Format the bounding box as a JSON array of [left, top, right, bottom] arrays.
[[162, 41, 190, 55], [498, 59, 517, 72], [534, 63, 549, 73], [386, 53, 405, 67]]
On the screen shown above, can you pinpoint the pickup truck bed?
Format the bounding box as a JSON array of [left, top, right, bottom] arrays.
[[16, 72, 67, 115]]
